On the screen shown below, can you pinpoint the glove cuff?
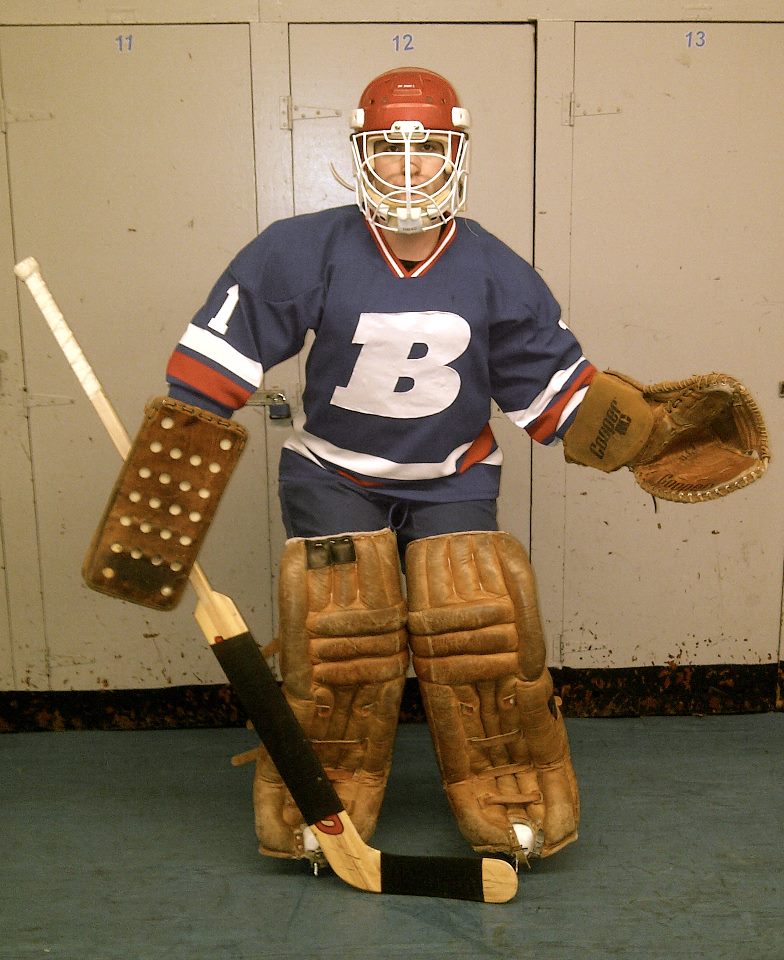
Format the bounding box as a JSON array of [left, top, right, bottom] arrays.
[[562, 371, 653, 472]]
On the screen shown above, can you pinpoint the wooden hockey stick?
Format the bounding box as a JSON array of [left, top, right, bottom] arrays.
[[14, 257, 518, 904]]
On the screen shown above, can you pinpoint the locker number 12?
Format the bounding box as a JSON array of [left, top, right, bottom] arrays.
[[392, 33, 415, 52]]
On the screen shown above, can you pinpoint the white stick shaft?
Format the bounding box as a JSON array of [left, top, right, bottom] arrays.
[[14, 257, 133, 459], [13, 256, 217, 605]]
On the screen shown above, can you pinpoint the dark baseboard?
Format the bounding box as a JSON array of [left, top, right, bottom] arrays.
[[1, 663, 781, 733], [552, 662, 782, 718]]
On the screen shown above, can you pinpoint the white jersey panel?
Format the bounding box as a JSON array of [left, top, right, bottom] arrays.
[[330, 311, 471, 419]]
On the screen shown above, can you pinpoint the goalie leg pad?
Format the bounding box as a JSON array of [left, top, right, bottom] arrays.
[[254, 528, 409, 862], [406, 531, 579, 860], [82, 397, 247, 609]]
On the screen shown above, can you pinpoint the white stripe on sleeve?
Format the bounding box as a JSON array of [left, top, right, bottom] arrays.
[[179, 323, 263, 388], [556, 385, 589, 432], [503, 356, 586, 430]]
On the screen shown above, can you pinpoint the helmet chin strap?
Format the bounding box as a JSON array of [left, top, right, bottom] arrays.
[[396, 207, 426, 234], [378, 190, 445, 233], [326, 162, 445, 233], [329, 161, 355, 192]]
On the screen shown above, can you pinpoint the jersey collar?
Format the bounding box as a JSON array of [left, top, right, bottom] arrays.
[[366, 218, 458, 278]]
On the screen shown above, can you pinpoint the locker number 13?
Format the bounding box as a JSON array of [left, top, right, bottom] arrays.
[[685, 30, 707, 48]]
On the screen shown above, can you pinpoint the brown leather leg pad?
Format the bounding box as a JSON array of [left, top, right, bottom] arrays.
[[407, 531, 579, 859], [254, 529, 409, 860]]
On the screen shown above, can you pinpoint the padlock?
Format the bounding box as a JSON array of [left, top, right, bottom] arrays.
[[268, 400, 291, 420], [247, 387, 292, 420]]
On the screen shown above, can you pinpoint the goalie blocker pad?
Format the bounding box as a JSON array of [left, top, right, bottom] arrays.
[[83, 397, 247, 610]]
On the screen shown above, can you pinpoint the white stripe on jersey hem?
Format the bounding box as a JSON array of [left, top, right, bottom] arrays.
[[503, 356, 587, 430], [179, 323, 263, 389], [283, 420, 503, 482]]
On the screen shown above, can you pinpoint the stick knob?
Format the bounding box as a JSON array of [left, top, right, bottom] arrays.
[[14, 257, 41, 281]]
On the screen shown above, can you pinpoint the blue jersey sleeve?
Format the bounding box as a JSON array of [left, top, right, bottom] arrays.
[[480, 236, 596, 445], [166, 214, 331, 414]]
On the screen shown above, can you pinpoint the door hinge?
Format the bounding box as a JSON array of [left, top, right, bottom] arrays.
[[0, 100, 55, 133], [565, 92, 622, 125], [574, 102, 622, 119], [24, 394, 75, 409], [279, 96, 341, 131]]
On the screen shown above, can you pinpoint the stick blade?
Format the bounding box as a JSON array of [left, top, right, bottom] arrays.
[[313, 812, 382, 893], [314, 812, 518, 902], [379, 851, 518, 903], [481, 857, 520, 904]]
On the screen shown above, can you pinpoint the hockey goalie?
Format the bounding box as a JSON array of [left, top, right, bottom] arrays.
[[84, 67, 769, 869]]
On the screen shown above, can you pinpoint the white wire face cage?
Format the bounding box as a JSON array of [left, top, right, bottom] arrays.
[[350, 120, 469, 234]]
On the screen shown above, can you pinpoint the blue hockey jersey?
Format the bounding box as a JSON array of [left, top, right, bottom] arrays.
[[166, 205, 596, 501]]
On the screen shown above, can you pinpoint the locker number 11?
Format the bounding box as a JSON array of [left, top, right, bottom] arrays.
[[116, 34, 134, 52]]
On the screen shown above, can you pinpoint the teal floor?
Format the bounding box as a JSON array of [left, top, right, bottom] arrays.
[[1, 715, 781, 960]]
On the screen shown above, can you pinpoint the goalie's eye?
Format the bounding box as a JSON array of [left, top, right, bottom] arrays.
[[372, 139, 445, 156]]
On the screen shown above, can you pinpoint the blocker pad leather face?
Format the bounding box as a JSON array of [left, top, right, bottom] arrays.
[[83, 397, 247, 610]]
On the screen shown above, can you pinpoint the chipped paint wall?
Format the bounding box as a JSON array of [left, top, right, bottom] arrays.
[[0, 2, 781, 692]]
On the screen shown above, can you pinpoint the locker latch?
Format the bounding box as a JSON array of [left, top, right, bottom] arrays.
[[247, 387, 292, 420]]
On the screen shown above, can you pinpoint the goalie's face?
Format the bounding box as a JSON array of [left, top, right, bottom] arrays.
[[350, 119, 468, 234], [370, 134, 449, 195]]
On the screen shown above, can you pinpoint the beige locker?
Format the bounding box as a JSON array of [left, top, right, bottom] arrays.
[[543, 22, 783, 667], [0, 93, 47, 689], [0, 521, 10, 683], [286, 22, 537, 550], [3, 24, 268, 689]]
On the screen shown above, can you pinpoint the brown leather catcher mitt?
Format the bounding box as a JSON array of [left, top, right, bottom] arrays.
[[83, 397, 247, 609], [563, 371, 769, 502], [406, 531, 579, 862], [253, 529, 409, 864]]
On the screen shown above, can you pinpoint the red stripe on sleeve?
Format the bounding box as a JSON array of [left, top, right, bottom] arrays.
[[166, 351, 253, 410], [527, 363, 597, 444]]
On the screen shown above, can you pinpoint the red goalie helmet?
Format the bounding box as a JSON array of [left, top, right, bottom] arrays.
[[350, 67, 471, 234], [353, 67, 469, 134]]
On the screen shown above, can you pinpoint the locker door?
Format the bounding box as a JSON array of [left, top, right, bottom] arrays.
[[287, 23, 536, 550], [3, 25, 267, 689], [557, 22, 783, 668], [0, 120, 44, 688], [0, 518, 11, 684]]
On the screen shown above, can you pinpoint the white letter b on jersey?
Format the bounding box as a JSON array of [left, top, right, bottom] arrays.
[[331, 312, 471, 419]]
